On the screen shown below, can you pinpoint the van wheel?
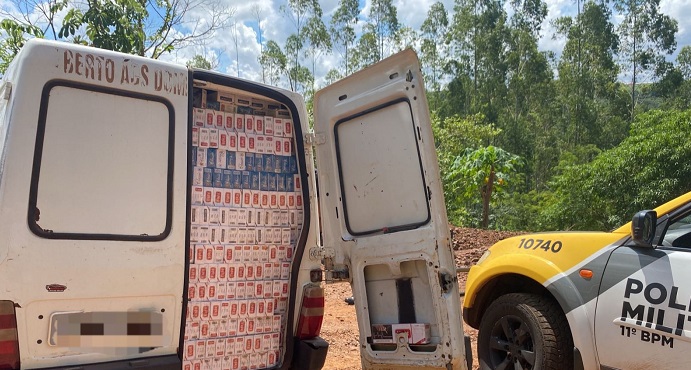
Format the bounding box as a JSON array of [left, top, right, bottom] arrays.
[[477, 293, 573, 370]]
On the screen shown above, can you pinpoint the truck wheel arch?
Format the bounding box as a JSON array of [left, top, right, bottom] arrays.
[[466, 272, 598, 370]]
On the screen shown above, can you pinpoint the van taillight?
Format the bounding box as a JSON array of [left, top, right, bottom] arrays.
[[0, 301, 19, 370], [296, 285, 324, 340]]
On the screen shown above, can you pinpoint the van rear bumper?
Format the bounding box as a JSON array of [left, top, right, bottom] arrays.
[[38, 354, 179, 370]]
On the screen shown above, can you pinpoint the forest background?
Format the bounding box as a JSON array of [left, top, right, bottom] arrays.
[[2, 0, 691, 232]]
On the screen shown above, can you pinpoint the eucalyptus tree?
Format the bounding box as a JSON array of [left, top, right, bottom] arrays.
[[554, 1, 622, 148], [367, 0, 399, 60], [281, 0, 322, 91], [258, 40, 288, 87], [303, 16, 332, 95], [448, 0, 510, 124], [330, 0, 359, 76], [420, 2, 449, 98], [613, 0, 678, 121], [350, 28, 380, 70]]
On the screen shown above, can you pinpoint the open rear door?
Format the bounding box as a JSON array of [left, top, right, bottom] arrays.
[[313, 50, 467, 369]]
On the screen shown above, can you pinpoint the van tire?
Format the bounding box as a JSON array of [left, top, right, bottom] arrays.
[[477, 293, 573, 370]]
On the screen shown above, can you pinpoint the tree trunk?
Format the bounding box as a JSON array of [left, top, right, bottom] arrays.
[[481, 166, 495, 228]]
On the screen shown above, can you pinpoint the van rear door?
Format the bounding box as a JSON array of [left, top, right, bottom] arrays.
[[313, 50, 468, 369]]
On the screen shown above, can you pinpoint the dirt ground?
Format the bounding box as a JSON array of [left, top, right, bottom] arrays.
[[320, 227, 523, 370]]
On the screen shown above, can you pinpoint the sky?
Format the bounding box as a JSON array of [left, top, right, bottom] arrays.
[[3, 0, 691, 89]]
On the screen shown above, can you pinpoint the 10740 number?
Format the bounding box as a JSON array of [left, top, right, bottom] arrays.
[[518, 238, 562, 253]]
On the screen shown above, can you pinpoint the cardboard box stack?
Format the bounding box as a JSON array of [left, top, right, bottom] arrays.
[[185, 90, 303, 370]]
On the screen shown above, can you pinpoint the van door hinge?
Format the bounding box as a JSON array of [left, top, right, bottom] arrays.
[[310, 247, 349, 282], [304, 133, 326, 146], [2, 82, 11, 100]]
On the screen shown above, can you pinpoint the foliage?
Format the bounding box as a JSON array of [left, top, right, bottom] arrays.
[[0, 0, 233, 73], [447, 146, 523, 228], [0, 19, 43, 72], [431, 113, 502, 225], [187, 55, 212, 70], [543, 109, 691, 231]]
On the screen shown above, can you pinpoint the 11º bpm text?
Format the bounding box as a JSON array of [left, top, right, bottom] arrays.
[[620, 326, 674, 348]]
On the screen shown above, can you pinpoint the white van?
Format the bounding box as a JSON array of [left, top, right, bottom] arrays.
[[0, 39, 469, 370]]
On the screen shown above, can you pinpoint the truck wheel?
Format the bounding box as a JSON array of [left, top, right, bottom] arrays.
[[477, 293, 573, 370]]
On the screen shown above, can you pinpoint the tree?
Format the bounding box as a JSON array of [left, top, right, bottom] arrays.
[[614, 0, 678, 121], [677, 46, 691, 80], [330, 0, 359, 76], [350, 29, 379, 71], [303, 16, 331, 94], [251, 5, 266, 83], [0, 0, 234, 71], [448, 0, 510, 124], [367, 0, 399, 60], [186, 55, 213, 70], [432, 113, 501, 224], [392, 26, 417, 53], [543, 109, 691, 231], [420, 2, 449, 101], [0, 19, 42, 72], [281, 0, 322, 92], [448, 146, 522, 228], [553, 1, 623, 148], [259, 40, 287, 86]]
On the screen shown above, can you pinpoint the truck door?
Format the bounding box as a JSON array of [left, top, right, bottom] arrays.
[[595, 209, 691, 369], [0, 40, 187, 368], [313, 50, 468, 369]]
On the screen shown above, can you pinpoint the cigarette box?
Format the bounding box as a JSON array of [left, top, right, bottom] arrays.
[[254, 135, 265, 154], [284, 120, 293, 138], [218, 130, 228, 150], [370, 323, 431, 344], [207, 148, 217, 168], [199, 128, 210, 148], [217, 149, 227, 169], [194, 108, 205, 127], [225, 337, 235, 356], [265, 136, 275, 155], [273, 137, 282, 156], [236, 151, 246, 171], [247, 134, 256, 153], [234, 113, 244, 132], [253, 116, 263, 135], [209, 128, 219, 148], [204, 109, 215, 128], [245, 115, 254, 133], [196, 148, 208, 167], [192, 127, 200, 147], [263, 156, 274, 176], [224, 112, 234, 131], [283, 138, 292, 156], [238, 133, 248, 153], [274, 118, 284, 137], [264, 117, 274, 136], [213, 110, 224, 129], [232, 171, 243, 190], [228, 132, 238, 152], [193, 167, 204, 186], [255, 154, 264, 172]]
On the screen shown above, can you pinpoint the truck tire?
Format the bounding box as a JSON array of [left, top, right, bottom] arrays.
[[477, 293, 573, 370]]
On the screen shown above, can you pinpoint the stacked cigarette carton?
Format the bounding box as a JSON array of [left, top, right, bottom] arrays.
[[184, 92, 303, 370]]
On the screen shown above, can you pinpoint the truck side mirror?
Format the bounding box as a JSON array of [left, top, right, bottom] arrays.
[[631, 210, 657, 248]]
